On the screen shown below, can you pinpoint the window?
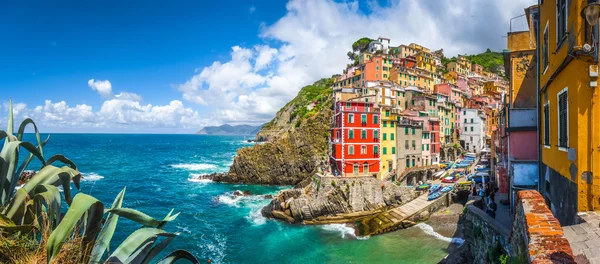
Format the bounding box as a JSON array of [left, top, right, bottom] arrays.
[[422, 145, 424, 151], [544, 102, 550, 146], [373, 129, 379, 139], [353, 162, 359, 175], [471, 126, 474, 132], [405, 140, 409, 149], [348, 145, 354, 155], [412, 140, 416, 150], [406, 159, 410, 168], [558, 88, 568, 149], [391, 122, 394, 128], [412, 159, 415, 167], [346, 102, 351, 109], [361, 145, 367, 155], [392, 147, 396, 154], [374, 145, 379, 154], [361, 129, 367, 139], [385, 110, 390, 117], [376, 74, 379, 78], [383, 133, 387, 140], [374, 115, 379, 124], [556, 0, 568, 46], [363, 162, 369, 173], [383, 147, 387, 155], [470, 118, 474, 123], [383, 121, 387, 127], [391, 131, 395, 140], [412, 128, 415, 135], [405, 127, 409, 135], [349, 114, 354, 123], [426, 144, 430, 151], [361, 114, 367, 124], [470, 136, 473, 142], [349, 129, 354, 139], [543, 22, 549, 72], [463, 111, 466, 115]]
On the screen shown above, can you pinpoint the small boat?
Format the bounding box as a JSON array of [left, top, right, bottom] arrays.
[[416, 184, 430, 191], [429, 184, 441, 194], [428, 192, 442, 201], [440, 185, 454, 193]]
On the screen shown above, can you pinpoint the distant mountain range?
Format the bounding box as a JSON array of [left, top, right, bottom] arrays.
[[196, 124, 263, 135]]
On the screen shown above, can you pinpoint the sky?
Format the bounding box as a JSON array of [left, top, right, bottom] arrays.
[[1, 0, 536, 133]]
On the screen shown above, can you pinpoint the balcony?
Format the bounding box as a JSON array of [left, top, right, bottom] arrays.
[[507, 108, 536, 132]]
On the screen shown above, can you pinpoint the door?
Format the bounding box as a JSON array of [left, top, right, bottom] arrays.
[[353, 163, 359, 176], [363, 162, 369, 175]]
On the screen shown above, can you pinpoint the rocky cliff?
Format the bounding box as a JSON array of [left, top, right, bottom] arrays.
[[261, 176, 420, 224], [212, 78, 334, 187]]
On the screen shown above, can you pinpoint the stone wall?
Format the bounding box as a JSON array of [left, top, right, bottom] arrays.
[[511, 190, 575, 263], [461, 190, 576, 264], [462, 199, 511, 264]]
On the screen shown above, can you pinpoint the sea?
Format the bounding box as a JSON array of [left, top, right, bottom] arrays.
[[19, 134, 458, 264]]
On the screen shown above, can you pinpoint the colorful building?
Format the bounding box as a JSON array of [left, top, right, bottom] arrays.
[[396, 118, 423, 172], [538, 0, 600, 225], [330, 100, 380, 177]]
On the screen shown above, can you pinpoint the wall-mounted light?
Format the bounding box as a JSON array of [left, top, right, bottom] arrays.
[[582, 2, 600, 26]]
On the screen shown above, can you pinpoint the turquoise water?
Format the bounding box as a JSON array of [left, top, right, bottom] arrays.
[[19, 134, 454, 263]]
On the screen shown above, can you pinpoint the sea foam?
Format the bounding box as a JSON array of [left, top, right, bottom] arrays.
[[81, 172, 104, 181], [170, 163, 217, 171], [321, 224, 370, 240], [414, 223, 465, 245]]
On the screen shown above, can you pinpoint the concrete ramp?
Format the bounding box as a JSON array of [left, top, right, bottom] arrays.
[[355, 192, 450, 236]]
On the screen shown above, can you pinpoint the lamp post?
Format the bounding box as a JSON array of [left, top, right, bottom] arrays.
[[582, 0, 600, 26]]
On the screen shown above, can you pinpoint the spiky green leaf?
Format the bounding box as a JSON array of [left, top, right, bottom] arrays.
[[46, 193, 104, 264], [0, 140, 46, 205], [22, 165, 81, 205], [105, 228, 175, 263], [15, 135, 50, 186], [16, 118, 45, 160], [155, 250, 200, 264], [105, 208, 179, 228], [89, 187, 126, 264], [46, 154, 77, 170], [33, 184, 61, 231]]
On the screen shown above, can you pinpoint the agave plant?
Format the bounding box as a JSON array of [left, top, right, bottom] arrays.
[[0, 100, 199, 264]]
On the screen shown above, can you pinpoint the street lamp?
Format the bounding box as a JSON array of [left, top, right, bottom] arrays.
[[582, 2, 600, 26]]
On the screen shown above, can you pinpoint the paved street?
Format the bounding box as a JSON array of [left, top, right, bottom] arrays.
[[563, 212, 600, 263]]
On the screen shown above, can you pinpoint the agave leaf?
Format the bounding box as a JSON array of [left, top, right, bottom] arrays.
[[155, 250, 200, 264], [3, 188, 28, 224], [0, 130, 7, 141], [105, 228, 174, 263], [89, 188, 126, 264], [46, 193, 104, 264], [16, 117, 45, 160], [0, 141, 46, 205], [106, 208, 180, 228], [140, 233, 178, 264], [15, 135, 50, 184], [46, 154, 77, 170], [23, 165, 81, 205], [123, 237, 158, 264], [33, 184, 62, 231], [6, 99, 13, 142]]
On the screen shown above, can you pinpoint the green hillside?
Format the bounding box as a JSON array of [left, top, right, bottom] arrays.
[[465, 50, 504, 74]]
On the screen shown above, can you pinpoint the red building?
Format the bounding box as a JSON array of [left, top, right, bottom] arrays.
[[330, 100, 380, 177], [429, 118, 441, 164]]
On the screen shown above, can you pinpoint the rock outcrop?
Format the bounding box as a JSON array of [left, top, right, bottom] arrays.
[[212, 78, 334, 187], [261, 175, 420, 224]]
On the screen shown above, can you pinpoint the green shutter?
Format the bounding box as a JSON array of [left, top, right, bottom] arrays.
[[405, 127, 409, 135], [391, 133, 395, 140], [383, 121, 387, 127], [349, 130, 354, 139], [392, 147, 396, 154], [361, 130, 367, 139], [383, 147, 387, 155], [374, 115, 379, 124], [383, 133, 387, 140], [374, 145, 379, 154]]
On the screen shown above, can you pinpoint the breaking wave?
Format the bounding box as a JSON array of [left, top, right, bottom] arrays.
[[321, 224, 370, 240], [81, 172, 104, 181], [414, 223, 465, 245], [170, 163, 217, 171]]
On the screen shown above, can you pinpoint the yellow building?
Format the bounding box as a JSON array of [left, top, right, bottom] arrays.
[[538, 0, 600, 224], [457, 55, 472, 75], [416, 51, 437, 73], [390, 67, 418, 87], [444, 71, 458, 85], [373, 82, 402, 179]]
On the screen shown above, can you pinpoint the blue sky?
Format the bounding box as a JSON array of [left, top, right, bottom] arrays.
[[0, 0, 535, 133]]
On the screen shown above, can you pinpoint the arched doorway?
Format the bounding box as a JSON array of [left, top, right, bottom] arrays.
[[363, 162, 369, 175], [353, 163, 359, 176]]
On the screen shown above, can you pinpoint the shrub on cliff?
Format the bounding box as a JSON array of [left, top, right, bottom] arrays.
[[0, 100, 198, 263]]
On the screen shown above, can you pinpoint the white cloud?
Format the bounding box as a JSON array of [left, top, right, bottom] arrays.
[[249, 6, 256, 13], [114, 92, 143, 101], [177, 0, 534, 125], [254, 45, 278, 71], [88, 79, 113, 98]]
